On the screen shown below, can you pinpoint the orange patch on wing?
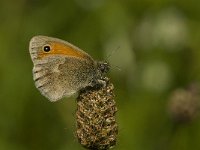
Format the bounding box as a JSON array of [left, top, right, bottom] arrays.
[[38, 42, 89, 59]]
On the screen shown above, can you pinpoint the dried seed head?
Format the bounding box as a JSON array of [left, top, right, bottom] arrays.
[[76, 77, 118, 150], [168, 85, 200, 123]]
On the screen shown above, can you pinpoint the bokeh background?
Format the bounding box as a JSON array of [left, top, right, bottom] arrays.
[[1, 0, 200, 150]]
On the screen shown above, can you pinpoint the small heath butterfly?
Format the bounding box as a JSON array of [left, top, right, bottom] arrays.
[[29, 36, 109, 102]]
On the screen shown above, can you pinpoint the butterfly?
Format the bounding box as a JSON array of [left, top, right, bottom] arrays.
[[29, 35, 109, 101]]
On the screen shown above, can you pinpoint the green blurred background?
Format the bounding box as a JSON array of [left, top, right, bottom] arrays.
[[1, 0, 200, 150]]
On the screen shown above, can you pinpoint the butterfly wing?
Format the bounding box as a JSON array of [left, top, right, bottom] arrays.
[[29, 36, 95, 101]]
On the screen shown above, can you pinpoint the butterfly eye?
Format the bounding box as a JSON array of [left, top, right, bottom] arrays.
[[43, 45, 51, 52]]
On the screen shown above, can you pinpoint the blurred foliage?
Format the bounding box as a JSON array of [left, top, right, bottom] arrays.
[[0, 0, 200, 150]]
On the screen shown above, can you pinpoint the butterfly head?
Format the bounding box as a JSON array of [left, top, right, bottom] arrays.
[[96, 61, 110, 75]]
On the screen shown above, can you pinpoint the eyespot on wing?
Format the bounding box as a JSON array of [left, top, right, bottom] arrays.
[[29, 36, 93, 61]]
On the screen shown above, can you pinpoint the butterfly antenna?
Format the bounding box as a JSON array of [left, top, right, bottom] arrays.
[[105, 46, 120, 61], [104, 46, 122, 72], [114, 65, 122, 71]]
